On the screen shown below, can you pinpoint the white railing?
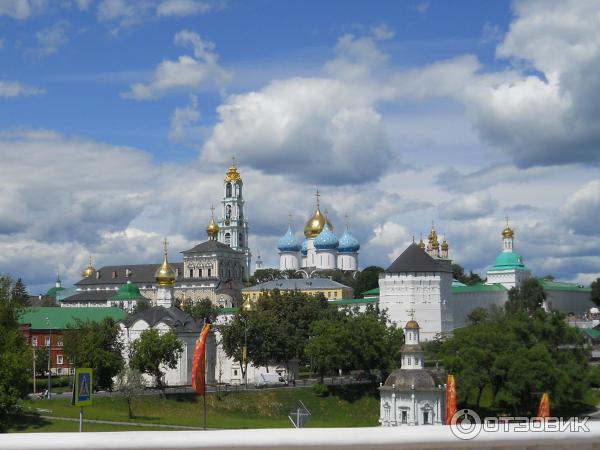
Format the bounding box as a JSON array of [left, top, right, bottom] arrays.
[[2, 423, 600, 450]]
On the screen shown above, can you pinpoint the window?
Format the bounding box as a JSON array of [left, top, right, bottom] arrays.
[[32, 337, 37, 346], [199, 268, 203, 278], [407, 357, 411, 366], [208, 268, 212, 277], [239, 233, 243, 247], [224, 232, 231, 245], [401, 410, 408, 423], [423, 411, 430, 424], [233, 369, 238, 376], [45, 336, 50, 346], [226, 183, 232, 197], [189, 269, 194, 278], [226, 205, 232, 218], [58, 338, 63, 347], [57, 355, 63, 365], [112, 271, 117, 279]]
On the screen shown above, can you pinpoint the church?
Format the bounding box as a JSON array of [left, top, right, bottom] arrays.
[[277, 191, 360, 275], [64, 162, 251, 309]]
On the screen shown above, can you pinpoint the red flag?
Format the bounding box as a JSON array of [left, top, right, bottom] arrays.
[[537, 392, 550, 418], [191, 324, 211, 395], [445, 374, 457, 425]]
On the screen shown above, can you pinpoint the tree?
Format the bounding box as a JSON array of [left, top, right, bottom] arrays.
[[506, 278, 546, 314], [0, 275, 30, 431], [63, 318, 124, 391], [591, 278, 600, 307], [466, 307, 489, 325], [129, 329, 183, 394], [10, 278, 29, 306], [353, 266, 384, 297], [115, 367, 146, 419], [33, 346, 49, 377], [183, 298, 219, 324], [130, 299, 150, 315], [452, 264, 483, 285], [249, 269, 283, 285]]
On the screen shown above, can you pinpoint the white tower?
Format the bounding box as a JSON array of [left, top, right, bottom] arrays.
[[254, 250, 263, 272], [155, 237, 176, 308], [486, 218, 531, 289], [217, 159, 251, 280]]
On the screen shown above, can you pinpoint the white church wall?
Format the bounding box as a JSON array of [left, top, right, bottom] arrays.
[[545, 289, 594, 316], [450, 290, 508, 328], [380, 391, 443, 426]]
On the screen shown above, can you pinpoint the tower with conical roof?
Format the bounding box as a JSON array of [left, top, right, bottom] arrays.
[[217, 158, 251, 280], [155, 237, 176, 307]]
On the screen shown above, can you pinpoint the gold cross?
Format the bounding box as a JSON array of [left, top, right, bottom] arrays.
[[505, 215, 510, 226], [163, 237, 169, 256], [408, 308, 416, 320], [210, 204, 215, 217], [231, 156, 236, 167], [315, 188, 320, 207]]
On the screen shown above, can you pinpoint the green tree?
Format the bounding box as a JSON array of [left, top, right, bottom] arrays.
[[466, 307, 489, 325], [506, 278, 546, 314], [305, 319, 350, 382], [0, 275, 30, 431], [130, 299, 151, 315], [249, 269, 284, 285], [33, 346, 49, 377], [353, 266, 384, 297], [10, 278, 29, 306], [182, 298, 219, 324], [115, 367, 146, 419], [591, 278, 600, 307], [63, 318, 124, 390], [452, 264, 483, 285], [129, 329, 183, 394]]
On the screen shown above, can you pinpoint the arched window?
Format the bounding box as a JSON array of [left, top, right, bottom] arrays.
[[238, 184, 242, 197], [225, 232, 231, 245], [239, 233, 243, 247], [226, 205, 231, 219], [226, 183, 232, 197]]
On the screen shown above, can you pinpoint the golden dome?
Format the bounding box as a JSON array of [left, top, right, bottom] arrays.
[[242, 297, 254, 312], [304, 190, 333, 238], [155, 238, 176, 287], [405, 320, 420, 329], [207, 206, 220, 239], [81, 255, 96, 278], [502, 226, 514, 238], [441, 238, 449, 250], [428, 222, 437, 242], [418, 233, 425, 249], [224, 158, 242, 183]]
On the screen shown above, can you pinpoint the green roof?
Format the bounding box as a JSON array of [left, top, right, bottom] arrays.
[[362, 287, 380, 296], [540, 279, 592, 293], [490, 251, 527, 271], [46, 286, 65, 297], [452, 283, 507, 294], [19, 307, 127, 330], [330, 297, 379, 306], [582, 328, 600, 340], [110, 282, 146, 301], [218, 307, 238, 315]]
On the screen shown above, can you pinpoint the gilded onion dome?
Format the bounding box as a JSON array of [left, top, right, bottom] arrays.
[[418, 234, 425, 249], [441, 237, 449, 251], [81, 255, 96, 278], [207, 207, 220, 240], [502, 225, 514, 238], [304, 190, 333, 238], [428, 222, 438, 242], [405, 320, 420, 330], [224, 158, 242, 183], [155, 238, 176, 287]]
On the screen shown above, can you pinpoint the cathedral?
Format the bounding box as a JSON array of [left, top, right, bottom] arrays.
[[67, 162, 251, 309], [277, 191, 360, 275]]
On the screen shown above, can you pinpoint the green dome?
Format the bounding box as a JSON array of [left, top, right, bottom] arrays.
[[491, 251, 526, 270], [111, 282, 146, 302], [46, 286, 65, 297]]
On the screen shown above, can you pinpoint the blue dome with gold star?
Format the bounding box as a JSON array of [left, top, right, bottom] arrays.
[[277, 225, 301, 252], [314, 224, 339, 250], [338, 226, 360, 253]]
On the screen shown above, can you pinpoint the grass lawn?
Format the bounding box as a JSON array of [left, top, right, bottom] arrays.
[[16, 385, 380, 432]]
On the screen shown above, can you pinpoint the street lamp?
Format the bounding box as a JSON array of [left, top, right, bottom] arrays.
[[46, 317, 52, 399]]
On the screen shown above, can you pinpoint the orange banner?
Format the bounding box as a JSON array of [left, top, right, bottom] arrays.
[[537, 392, 550, 418], [445, 374, 457, 425], [191, 323, 211, 395]]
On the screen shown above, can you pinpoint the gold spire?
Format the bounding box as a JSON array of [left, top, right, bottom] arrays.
[[304, 189, 333, 238], [81, 254, 96, 278], [207, 205, 220, 239], [428, 221, 438, 242], [418, 233, 425, 249], [502, 216, 514, 238], [155, 237, 176, 287], [441, 234, 449, 250], [224, 157, 242, 183]]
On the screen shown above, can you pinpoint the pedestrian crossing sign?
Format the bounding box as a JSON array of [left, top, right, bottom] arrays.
[[74, 368, 93, 406]]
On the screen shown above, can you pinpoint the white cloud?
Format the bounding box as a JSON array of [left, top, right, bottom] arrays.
[[370, 24, 395, 41], [156, 0, 211, 17], [33, 20, 71, 57], [0, 80, 45, 97], [415, 2, 429, 14], [560, 179, 600, 236], [123, 30, 230, 99], [439, 191, 498, 220], [169, 94, 201, 141], [0, 0, 46, 20], [365, 221, 412, 264]]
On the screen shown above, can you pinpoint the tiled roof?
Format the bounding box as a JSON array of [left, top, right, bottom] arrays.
[[386, 243, 451, 273], [60, 290, 116, 303], [243, 278, 352, 292], [183, 240, 240, 254], [329, 297, 378, 306], [75, 263, 184, 287], [19, 307, 127, 330], [362, 287, 380, 296], [121, 306, 202, 333], [582, 328, 600, 340], [540, 279, 592, 293]]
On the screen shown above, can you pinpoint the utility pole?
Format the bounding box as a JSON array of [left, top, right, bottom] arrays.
[[32, 347, 36, 394], [46, 317, 52, 399]]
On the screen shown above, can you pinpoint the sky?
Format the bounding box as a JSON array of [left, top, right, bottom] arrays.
[[1, 0, 599, 295]]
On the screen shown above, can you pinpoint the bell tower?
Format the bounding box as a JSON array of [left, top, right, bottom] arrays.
[[217, 158, 251, 280]]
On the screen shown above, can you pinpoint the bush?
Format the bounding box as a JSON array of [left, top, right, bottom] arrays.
[[30, 376, 71, 390], [312, 383, 328, 397], [588, 365, 600, 388]]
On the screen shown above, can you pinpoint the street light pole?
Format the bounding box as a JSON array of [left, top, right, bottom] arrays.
[[46, 317, 52, 399], [32, 347, 36, 394]]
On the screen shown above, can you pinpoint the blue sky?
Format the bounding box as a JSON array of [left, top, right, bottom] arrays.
[[1, 0, 599, 294]]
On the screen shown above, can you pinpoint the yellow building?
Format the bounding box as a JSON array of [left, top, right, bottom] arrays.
[[242, 278, 354, 302]]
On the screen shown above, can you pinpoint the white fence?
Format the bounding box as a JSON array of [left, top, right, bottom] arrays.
[[2, 423, 600, 450]]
